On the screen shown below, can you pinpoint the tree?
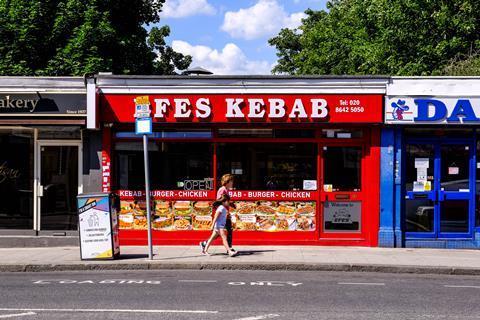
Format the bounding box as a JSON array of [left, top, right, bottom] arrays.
[[269, 1, 480, 75], [0, 0, 191, 75]]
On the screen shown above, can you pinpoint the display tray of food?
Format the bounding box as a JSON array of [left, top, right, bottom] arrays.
[[174, 215, 192, 230], [173, 201, 192, 216], [119, 214, 134, 229], [296, 214, 316, 231], [296, 203, 316, 216], [255, 204, 276, 216], [256, 214, 276, 231], [152, 215, 174, 230], [133, 213, 148, 230], [120, 201, 134, 215], [193, 201, 212, 216], [274, 214, 297, 231], [192, 214, 212, 230], [155, 201, 171, 215], [276, 204, 296, 215], [234, 213, 257, 231], [234, 202, 256, 215]]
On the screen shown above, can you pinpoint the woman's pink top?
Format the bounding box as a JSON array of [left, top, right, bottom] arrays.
[[216, 186, 228, 200]]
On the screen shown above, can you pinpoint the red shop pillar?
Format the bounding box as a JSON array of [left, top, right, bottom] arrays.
[[102, 125, 112, 193]]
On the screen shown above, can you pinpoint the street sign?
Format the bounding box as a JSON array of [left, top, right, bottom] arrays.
[[135, 117, 152, 135], [134, 96, 154, 260]]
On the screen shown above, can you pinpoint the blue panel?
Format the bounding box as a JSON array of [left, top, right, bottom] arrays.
[[394, 128, 403, 247], [379, 128, 395, 247]]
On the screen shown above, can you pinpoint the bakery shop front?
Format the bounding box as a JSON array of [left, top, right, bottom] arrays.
[[0, 77, 88, 239], [94, 75, 387, 246]]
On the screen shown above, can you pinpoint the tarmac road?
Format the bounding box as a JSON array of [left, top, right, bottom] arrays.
[[0, 270, 479, 320]]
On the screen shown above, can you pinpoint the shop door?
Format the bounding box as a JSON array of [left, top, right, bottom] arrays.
[[38, 143, 81, 232], [319, 145, 365, 237], [405, 140, 474, 238]]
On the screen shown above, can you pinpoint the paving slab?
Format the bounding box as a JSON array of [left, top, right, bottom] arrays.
[[0, 246, 479, 275]]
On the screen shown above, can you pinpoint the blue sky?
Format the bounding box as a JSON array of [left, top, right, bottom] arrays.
[[154, 0, 328, 74]]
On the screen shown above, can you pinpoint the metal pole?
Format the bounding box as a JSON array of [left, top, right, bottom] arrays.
[[143, 134, 153, 260]]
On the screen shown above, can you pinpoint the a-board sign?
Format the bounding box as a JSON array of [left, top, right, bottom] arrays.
[[78, 193, 119, 260]]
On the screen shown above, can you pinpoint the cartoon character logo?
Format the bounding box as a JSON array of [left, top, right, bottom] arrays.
[[391, 99, 410, 120]]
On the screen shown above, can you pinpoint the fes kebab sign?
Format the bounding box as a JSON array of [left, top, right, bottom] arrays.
[[102, 94, 383, 123]]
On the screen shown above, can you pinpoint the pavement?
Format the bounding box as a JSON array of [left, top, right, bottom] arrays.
[[1, 245, 480, 275]]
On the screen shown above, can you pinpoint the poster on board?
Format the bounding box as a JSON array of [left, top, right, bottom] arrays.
[[78, 193, 119, 260]]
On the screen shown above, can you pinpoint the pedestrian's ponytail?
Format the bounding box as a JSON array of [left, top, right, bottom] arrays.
[[213, 194, 230, 208]]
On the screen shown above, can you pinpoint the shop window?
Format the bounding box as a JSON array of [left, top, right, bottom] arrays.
[[405, 199, 434, 232], [405, 144, 435, 192], [216, 143, 317, 190], [323, 147, 361, 191], [476, 140, 480, 227], [116, 130, 212, 139], [115, 141, 213, 190], [0, 129, 34, 229], [321, 129, 363, 139]]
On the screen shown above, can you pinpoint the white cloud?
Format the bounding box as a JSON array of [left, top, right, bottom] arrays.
[[162, 0, 216, 18], [172, 40, 272, 75], [221, 0, 306, 40]]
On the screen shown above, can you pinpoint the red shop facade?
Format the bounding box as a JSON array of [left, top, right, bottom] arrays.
[[94, 76, 386, 246]]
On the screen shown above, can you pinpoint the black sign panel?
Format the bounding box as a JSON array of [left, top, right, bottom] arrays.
[[0, 94, 86, 115]]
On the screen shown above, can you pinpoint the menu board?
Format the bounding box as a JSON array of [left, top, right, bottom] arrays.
[[78, 194, 119, 260], [323, 201, 360, 232], [119, 199, 316, 232]]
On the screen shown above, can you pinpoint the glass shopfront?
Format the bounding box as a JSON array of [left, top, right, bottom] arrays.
[[0, 87, 86, 234], [385, 94, 480, 247], [0, 129, 34, 229]]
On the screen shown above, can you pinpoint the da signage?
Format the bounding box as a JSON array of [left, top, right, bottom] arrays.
[[385, 97, 480, 124]]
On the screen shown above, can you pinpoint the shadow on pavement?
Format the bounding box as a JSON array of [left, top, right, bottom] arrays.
[[235, 250, 276, 256], [119, 254, 150, 260]]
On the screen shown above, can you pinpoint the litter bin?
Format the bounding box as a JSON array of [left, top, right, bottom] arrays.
[[77, 192, 120, 260]]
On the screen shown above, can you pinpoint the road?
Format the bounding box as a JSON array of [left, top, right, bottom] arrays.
[[0, 270, 479, 319]]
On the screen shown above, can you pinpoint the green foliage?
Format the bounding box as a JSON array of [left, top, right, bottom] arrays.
[[0, 0, 191, 75], [269, 0, 480, 75], [442, 52, 480, 76]]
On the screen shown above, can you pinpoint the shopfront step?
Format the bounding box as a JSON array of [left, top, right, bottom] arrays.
[[0, 236, 78, 248]]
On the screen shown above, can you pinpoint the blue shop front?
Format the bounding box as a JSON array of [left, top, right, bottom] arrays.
[[380, 78, 480, 249]]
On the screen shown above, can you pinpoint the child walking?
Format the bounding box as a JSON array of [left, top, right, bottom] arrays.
[[200, 174, 236, 253], [201, 194, 237, 257]]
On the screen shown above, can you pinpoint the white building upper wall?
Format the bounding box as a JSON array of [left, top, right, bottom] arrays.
[[0, 77, 86, 93], [95, 75, 389, 94], [387, 77, 480, 97]]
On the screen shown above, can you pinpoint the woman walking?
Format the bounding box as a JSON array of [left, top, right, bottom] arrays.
[[201, 194, 237, 257], [200, 174, 236, 253]]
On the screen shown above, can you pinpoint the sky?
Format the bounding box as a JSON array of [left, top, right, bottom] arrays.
[[155, 0, 328, 75]]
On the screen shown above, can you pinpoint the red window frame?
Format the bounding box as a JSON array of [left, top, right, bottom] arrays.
[[105, 124, 380, 246]]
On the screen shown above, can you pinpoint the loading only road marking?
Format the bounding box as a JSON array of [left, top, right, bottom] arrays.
[[0, 312, 36, 319], [179, 280, 218, 283], [32, 279, 162, 285], [338, 282, 385, 286], [0, 308, 218, 315], [233, 314, 280, 320], [444, 285, 480, 289], [228, 281, 302, 287], [31, 279, 301, 287]]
